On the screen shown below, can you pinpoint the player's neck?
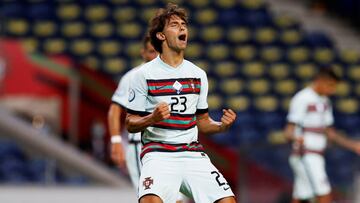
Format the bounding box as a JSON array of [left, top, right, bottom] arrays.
[[160, 49, 184, 68]]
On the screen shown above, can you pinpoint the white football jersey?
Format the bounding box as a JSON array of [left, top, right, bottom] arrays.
[[126, 56, 209, 144], [111, 66, 141, 141], [287, 87, 334, 151]]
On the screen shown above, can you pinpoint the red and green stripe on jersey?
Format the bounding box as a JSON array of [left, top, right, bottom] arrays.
[[147, 78, 201, 96], [152, 113, 196, 130], [140, 141, 205, 159]]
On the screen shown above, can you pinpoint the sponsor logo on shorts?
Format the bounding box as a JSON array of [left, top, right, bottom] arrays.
[[143, 177, 154, 190]]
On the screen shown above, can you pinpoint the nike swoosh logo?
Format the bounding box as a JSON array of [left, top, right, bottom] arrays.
[[154, 85, 167, 90], [223, 186, 230, 191]]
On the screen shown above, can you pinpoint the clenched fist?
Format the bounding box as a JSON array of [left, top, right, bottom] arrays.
[[220, 109, 237, 131], [151, 102, 170, 123]]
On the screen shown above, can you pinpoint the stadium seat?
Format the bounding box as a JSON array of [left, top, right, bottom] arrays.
[[214, 0, 237, 9], [83, 56, 100, 70], [61, 21, 86, 38], [213, 61, 237, 77], [287, 46, 310, 64], [192, 59, 210, 72], [335, 81, 351, 97], [69, 39, 94, 56], [103, 57, 127, 75], [233, 45, 257, 62], [294, 63, 317, 80], [117, 23, 142, 39], [22, 37, 39, 53], [97, 40, 121, 57], [84, 5, 109, 22], [260, 46, 283, 63], [254, 27, 278, 45], [268, 63, 291, 80], [186, 0, 210, 8], [241, 62, 265, 78], [240, 0, 266, 10], [274, 79, 297, 96], [194, 8, 217, 25], [339, 49, 360, 65], [280, 29, 302, 46], [139, 7, 158, 23], [207, 94, 223, 110], [220, 78, 244, 95], [254, 96, 279, 112], [33, 20, 57, 37], [43, 38, 67, 54], [273, 14, 300, 30], [56, 3, 81, 20], [247, 79, 270, 95], [135, 0, 157, 6], [313, 48, 335, 64], [124, 41, 142, 58], [200, 26, 224, 42], [281, 96, 292, 112], [187, 25, 198, 41], [89, 22, 114, 38], [185, 43, 203, 59], [335, 98, 358, 114], [226, 96, 250, 111], [5, 18, 29, 36], [347, 65, 360, 81], [206, 44, 229, 61], [226, 27, 252, 44], [113, 6, 137, 22]]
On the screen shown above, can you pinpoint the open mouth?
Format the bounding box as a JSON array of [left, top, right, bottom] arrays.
[[178, 34, 186, 41]]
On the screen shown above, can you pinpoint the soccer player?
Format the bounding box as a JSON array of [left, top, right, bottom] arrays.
[[126, 3, 237, 203], [284, 67, 360, 203], [108, 35, 157, 190]]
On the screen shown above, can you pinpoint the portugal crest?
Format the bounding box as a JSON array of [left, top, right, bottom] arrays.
[[143, 177, 154, 190]]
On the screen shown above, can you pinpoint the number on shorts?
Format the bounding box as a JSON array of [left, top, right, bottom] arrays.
[[211, 171, 227, 186]]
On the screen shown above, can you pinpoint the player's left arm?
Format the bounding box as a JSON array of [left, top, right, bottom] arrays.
[[326, 127, 360, 155], [196, 109, 236, 135]]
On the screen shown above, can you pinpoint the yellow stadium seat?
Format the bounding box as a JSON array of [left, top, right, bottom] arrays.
[[61, 22, 85, 38], [241, 0, 265, 9], [70, 39, 94, 56], [233, 45, 256, 61], [57, 4, 81, 20], [248, 79, 270, 95], [273, 15, 298, 29], [227, 27, 251, 44], [226, 96, 250, 111], [214, 61, 237, 77], [192, 60, 210, 72], [98, 40, 121, 57], [295, 63, 316, 80], [335, 81, 351, 97], [33, 21, 57, 37], [6, 19, 29, 36], [140, 7, 158, 23], [22, 38, 39, 53], [242, 62, 265, 77], [260, 46, 283, 62], [125, 41, 142, 58], [135, 0, 156, 6], [268, 130, 287, 145], [161, 0, 184, 4], [195, 8, 217, 25], [207, 76, 217, 93], [220, 78, 244, 95], [347, 65, 360, 81], [207, 94, 223, 110], [274, 79, 297, 96], [313, 48, 334, 64], [104, 58, 127, 74], [207, 45, 229, 60], [281, 97, 291, 111], [331, 63, 344, 78], [339, 49, 360, 65], [287, 47, 310, 63], [254, 96, 278, 112], [214, 0, 237, 9], [255, 27, 277, 45], [201, 26, 224, 42], [185, 43, 203, 59], [90, 22, 114, 38], [43, 38, 66, 54], [130, 58, 143, 68], [84, 5, 109, 22], [84, 56, 100, 70], [113, 7, 137, 22], [281, 29, 302, 45], [269, 63, 290, 80], [118, 23, 142, 39], [188, 0, 210, 8], [336, 98, 358, 114]]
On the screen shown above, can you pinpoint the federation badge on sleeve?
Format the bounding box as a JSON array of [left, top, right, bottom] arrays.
[[128, 89, 135, 102]]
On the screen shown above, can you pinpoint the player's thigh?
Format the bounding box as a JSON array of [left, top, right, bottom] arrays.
[[289, 155, 314, 199], [138, 154, 183, 203], [304, 154, 330, 196], [183, 157, 235, 203]]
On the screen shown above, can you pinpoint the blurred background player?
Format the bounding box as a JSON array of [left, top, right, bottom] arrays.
[[108, 35, 157, 189], [126, 3, 237, 203], [284, 67, 360, 203]]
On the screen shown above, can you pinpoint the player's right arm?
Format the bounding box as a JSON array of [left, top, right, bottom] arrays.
[[284, 93, 306, 144]]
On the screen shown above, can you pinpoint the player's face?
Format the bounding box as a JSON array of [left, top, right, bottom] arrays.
[[318, 78, 338, 96], [162, 15, 188, 52], [141, 42, 157, 62]]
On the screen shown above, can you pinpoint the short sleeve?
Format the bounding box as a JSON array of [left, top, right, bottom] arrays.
[[126, 69, 148, 114], [111, 72, 131, 107], [196, 71, 209, 112], [287, 94, 307, 125]]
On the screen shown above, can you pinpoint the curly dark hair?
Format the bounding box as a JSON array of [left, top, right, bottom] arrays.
[[148, 3, 188, 53]]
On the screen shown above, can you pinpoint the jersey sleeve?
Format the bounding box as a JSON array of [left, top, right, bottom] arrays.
[[126, 69, 148, 115], [196, 71, 209, 113], [324, 101, 334, 126], [111, 72, 131, 108], [287, 94, 307, 125]]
